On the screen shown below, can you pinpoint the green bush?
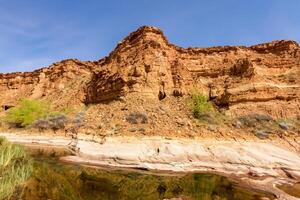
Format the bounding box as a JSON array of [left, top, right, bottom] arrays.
[[191, 90, 214, 119], [0, 137, 33, 199], [5, 99, 50, 127]]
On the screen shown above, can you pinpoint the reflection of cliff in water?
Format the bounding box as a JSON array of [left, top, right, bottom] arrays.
[[11, 156, 274, 200]]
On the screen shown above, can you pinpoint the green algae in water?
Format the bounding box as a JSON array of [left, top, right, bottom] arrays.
[[10, 146, 275, 200]]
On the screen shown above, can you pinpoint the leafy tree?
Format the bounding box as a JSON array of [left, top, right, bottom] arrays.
[[190, 89, 213, 119], [5, 99, 50, 127]]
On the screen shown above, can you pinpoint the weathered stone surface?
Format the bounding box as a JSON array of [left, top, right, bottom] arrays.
[[2, 132, 300, 184]]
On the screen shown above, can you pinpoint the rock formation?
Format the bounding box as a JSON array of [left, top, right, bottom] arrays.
[[0, 59, 95, 109], [0, 26, 299, 118]]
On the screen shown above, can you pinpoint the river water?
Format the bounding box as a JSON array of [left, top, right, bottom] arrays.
[[11, 146, 276, 200]]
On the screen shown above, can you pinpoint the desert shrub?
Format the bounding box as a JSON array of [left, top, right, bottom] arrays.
[[31, 119, 49, 131], [31, 114, 68, 133], [73, 112, 85, 128], [5, 99, 50, 127], [0, 137, 33, 199], [126, 112, 148, 124], [254, 130, 271, 139], [191, 90, 214, 119], [278, 121, 289, 130], [48, 114, 68, 132], [275, 118, 298, 131], [237, 114, 273, 128]]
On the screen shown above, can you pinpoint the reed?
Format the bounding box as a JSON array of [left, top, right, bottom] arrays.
[[0, 137, 33, 200]]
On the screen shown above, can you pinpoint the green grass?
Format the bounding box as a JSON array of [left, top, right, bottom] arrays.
[[0, 137, 33, 200], [190, 89, 214, 119]]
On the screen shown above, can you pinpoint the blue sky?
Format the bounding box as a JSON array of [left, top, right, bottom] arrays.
[[0, 0, 299, 73]]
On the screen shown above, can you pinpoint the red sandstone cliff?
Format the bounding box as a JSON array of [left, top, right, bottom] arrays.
[[0, 26, 299, 118]]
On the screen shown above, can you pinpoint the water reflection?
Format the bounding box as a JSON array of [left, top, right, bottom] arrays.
[[278, 183, 300, 198], [11, 147, 274, 200]]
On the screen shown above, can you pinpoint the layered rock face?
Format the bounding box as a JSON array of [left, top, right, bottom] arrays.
[[0, 26, 299, 118], [0, 59, 95, 109], [86, 26, 299, 118]]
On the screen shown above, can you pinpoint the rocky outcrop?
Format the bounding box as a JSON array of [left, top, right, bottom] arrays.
[[0, 59, 95, 109], [85, 26, 299, 118], [0, 26, 299, 118]]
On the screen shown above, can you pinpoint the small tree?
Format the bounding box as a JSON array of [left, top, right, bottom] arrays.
[[190, 89, 214, 119], [5, 99, 50, 127]]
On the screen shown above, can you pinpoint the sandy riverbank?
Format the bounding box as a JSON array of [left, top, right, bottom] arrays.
[[1, 132, 300, 200]]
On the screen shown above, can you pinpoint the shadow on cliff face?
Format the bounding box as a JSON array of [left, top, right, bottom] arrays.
[[84, 72, 126, 104], [229, 58, 255, 78]]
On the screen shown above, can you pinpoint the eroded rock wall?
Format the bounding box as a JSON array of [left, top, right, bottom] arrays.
[[0, 59, 95, 109], [86, 26, 300, 118], [0, 26, 299, 118]]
